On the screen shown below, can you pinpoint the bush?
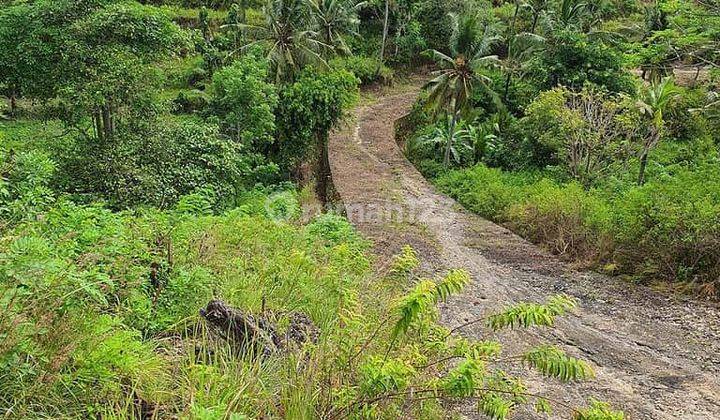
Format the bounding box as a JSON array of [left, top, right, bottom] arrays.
[[435, 164, 537, 220], [209, 55, 278, 146], [0, 149, 56, 225], [507, 181, 614, 260], [306, 213, 362, 246], [612, 165, 720, 290], [56, 118, 268, 209], [330, 56, 394, 86], [172, 89, 210, 114], [437, 162, 720, 294]]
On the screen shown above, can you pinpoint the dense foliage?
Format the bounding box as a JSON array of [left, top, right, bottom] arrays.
[[404, 0, 720, 296], [2, 0, 717, 417]]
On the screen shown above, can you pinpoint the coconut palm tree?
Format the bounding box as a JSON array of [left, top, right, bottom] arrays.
[[501, 32, 544, 100], [224, 0, 328, 83], [424, 13, 501, 166], [308, 0, 365, 57], [635, 77, 680, 185]]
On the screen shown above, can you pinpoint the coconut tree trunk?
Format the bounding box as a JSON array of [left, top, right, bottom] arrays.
[[316, 134, 331, 206], [380, 0, 390, 62]]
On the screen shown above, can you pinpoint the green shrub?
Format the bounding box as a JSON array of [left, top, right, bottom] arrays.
[[436, 164, 537, 221], [330, 56, 394, 86], [508, 180, 614, 260], [172, 89, 210, 114], [612, 165, 720, 290], [306, 213, 362, 246], [0, 149, 56, 225], [56, 118, 270, 209], [437, 162, 720, 294]]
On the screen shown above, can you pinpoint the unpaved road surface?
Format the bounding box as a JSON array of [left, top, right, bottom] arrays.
[[328, 87, 720, 419]]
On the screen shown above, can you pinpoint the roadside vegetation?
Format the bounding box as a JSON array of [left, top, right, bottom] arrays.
[[404, 0, 720, 297], [3, 0, 715, 417]]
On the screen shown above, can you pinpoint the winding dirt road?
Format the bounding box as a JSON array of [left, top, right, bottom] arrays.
[[328, 86, 720, 419]]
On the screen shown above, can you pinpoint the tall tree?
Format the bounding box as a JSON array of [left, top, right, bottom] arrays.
[[0, 0, 184, 139], [308, 0, 364, 57], [424, 13, 501, 166], [380, 0, 392, 62], [227, 0, 327, 83]]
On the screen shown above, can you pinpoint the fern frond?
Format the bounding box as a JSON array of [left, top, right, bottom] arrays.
[[488, 294, 577, 331], [391, 270, 471, 339], [546, 294, 578, 315], [391, 280, 437, 339], [523, 345, 594, 382], [434, 269, 471, 302], [465, 340, 502, 359], [574, 399, 625, 420], [535, 398, 552, 415], [440, 358, 485, 397], [388, 245, 419, 279], [478, 392, 514, 420]]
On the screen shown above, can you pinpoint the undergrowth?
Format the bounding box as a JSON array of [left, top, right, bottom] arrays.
[[436, 163, 720, 296], [1, 190, 621, 418]]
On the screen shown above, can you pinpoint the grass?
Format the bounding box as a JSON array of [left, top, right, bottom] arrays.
[[0, 191, 379, 417], [435, 162, 720, 296]]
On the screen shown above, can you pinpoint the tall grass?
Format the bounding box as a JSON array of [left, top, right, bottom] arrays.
[[0, 192, 374, 417], [437, 163, 720, 295]]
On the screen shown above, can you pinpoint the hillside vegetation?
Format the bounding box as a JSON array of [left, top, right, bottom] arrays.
[[403, 0, 720, 296], [1, 0, 717, 418]]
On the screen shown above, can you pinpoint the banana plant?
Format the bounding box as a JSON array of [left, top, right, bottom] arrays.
[[424, 13, 502, 166]]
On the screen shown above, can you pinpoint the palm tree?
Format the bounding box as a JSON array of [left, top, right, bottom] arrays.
[[424, 13, 501, 166], [635, 77, 680, 185], [558, 0, 588, 27], [540, 0, 589, 32], [224, 0, 328, 83], [308, 0, 364, 57], [523, 0, 550, 33], [502, 32, 544, 100]]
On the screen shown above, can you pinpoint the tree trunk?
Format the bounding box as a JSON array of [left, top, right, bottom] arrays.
[[94, 111, 104, 143], [531, 13, 539, 33], [380, 0, 390, 62], [101, 105, 113, 141], [9, 93, 16, 117], [503, 72, 512, 101], [444, 113, 458, 167], [316, 134, 331, 207], [511, 1, 520, 33]]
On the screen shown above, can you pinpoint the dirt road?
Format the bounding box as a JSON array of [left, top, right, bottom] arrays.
[[328, 86, 720, 419]]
